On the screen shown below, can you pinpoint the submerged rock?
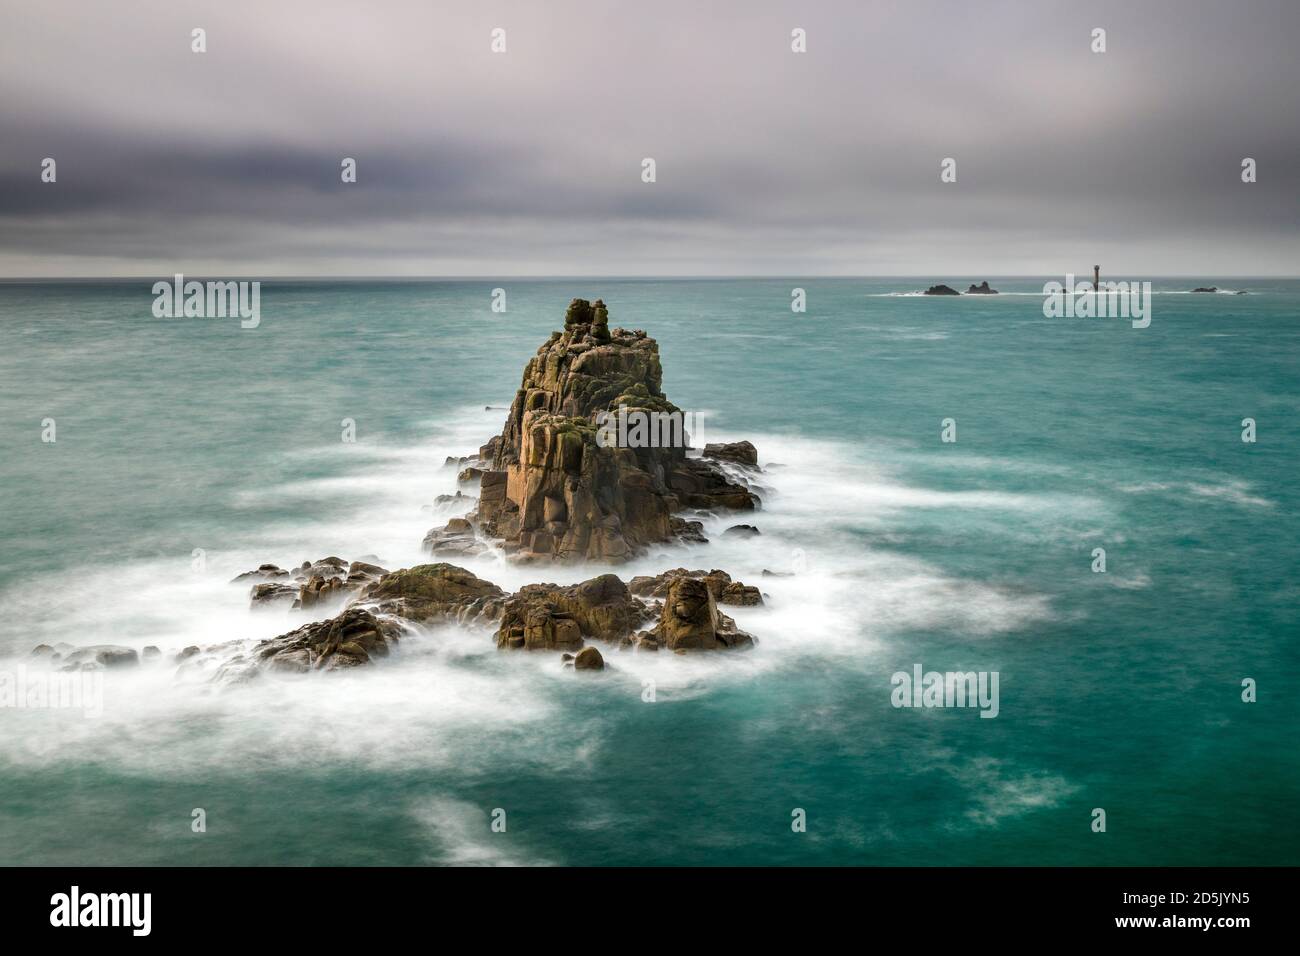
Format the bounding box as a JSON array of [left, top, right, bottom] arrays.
[[723, 524, 761, 538], [422, 517, 488, 558], [231, 563, 290, 583], [58, 645, 140, 670], [1191, 286, 1218, 293], [432, 491, 476, 508]]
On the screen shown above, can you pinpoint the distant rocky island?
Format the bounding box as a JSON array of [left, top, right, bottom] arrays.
[[31, 299, 769, 677], [923, 282, 998, 295]]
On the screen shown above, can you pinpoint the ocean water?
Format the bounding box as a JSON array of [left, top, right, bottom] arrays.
[[0, 277, 1296, 866]]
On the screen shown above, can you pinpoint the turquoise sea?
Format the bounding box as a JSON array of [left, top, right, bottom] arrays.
[[0, 278, 1296, 865]]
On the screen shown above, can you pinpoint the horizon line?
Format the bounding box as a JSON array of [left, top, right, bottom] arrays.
[[3, 274, 1299, 282]]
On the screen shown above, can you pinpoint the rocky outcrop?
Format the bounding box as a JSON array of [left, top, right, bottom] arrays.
[[1191, 287, 1218, 293], [924, 284, 960, 296], [58, 645, 140, 670], [246, 557, 389, 611], [422, 517, 486, 558], [232, 563, 289, 582], [627, 567, 763, 607], [427, 299, 761, 564], [357, 563, 505, 624], [250, 582, 298, 608], [629, 567, 727, 600], [703, 441, 758, 468], [296, 575, 349, 610], [573, 646, 605, 671], [253, 607, 405, 674], [641, 577, 755, 652], [719, 581, 763, 607], [672, 516, 708, 544], [74, 551, 766, 685], [494, 573, 651, 651], [667, 457, 761, 511], [164, 299, 784, 683], [966, 281, 998, 294], [431, 491, 475, 508]]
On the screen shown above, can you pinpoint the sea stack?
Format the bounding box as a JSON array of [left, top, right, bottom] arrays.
[[1094, 265, 1101, 291], [427, 299, 763, 564]]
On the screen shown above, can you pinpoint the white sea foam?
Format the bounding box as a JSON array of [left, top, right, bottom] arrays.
[[409, 798, 556, 866], [0, 407, 1073, 776], [957, 758, 1079, 827], [1117, 477, 1271, 509], [1185, 481, 1273, 509]]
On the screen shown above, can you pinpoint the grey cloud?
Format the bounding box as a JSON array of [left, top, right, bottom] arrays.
[[1, 0, 1297, 275]]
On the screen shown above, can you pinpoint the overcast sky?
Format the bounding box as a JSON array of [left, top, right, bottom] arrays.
[[1, 0, 1297, 276]]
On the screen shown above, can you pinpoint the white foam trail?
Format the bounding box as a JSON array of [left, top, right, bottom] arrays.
[[0, 407, 1079, 776], [957, 758, 1080, 828], [409, 798, 555, 866], [1116, 478, 1272, 509]]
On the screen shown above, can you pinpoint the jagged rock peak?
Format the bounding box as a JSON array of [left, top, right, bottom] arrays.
[[428, 299, 762, 564], [564, 297, 612, 342]]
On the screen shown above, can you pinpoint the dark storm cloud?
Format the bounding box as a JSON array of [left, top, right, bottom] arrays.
[[1, 0, 1297, 275]]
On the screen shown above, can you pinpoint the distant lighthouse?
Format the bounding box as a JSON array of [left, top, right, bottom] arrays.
[[1094, 265, 1101, 291]]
